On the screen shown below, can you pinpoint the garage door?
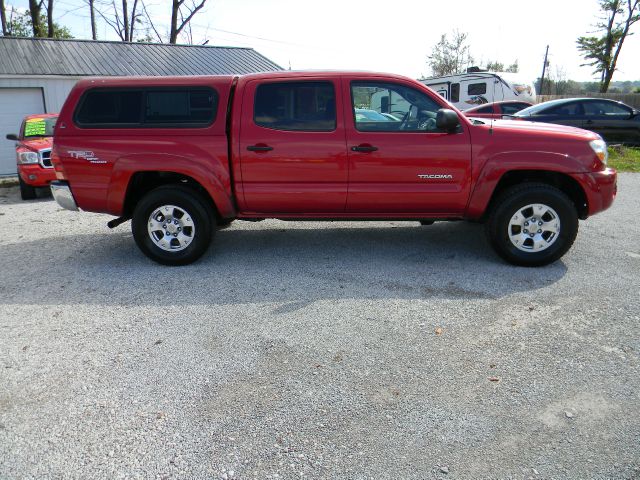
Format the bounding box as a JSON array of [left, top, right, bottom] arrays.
[[0, 88, 46, 176]]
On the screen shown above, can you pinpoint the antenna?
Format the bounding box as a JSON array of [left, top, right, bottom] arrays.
[[490, 63, 497, 134]]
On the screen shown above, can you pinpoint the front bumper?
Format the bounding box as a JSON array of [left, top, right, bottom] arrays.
[[572, 168, 617, 217], [18, 164, 57, 187], [51, 181, 79, 211]]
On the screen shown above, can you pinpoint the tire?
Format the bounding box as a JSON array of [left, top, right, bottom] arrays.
[[19, 176, 37, 200], [216, 218, 234, 230], [485, 183, 578, 267], [131, 185, 214, 266]]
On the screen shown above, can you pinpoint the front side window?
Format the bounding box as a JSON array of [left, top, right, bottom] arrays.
[[468, 83, 487, 95], [351, 81, 446, 132], [254, 81, 336, 131], [74, 88, 217, 127], [582, 101, 631, 116]]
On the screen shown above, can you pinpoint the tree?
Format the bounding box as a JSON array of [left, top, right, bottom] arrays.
[[28, 0, 45, 37], [169, 0, 207, 44], [506, 60, 519, 73], [485, 60, 504, 71], [427, 30, 474, 76], [4, 8, 72, 38], [95, 0, 143, 41], [577, 0, 640, 92], [1, 0, 8, 36], [484, 59, 518, 72], [87, 0, 97, 40]]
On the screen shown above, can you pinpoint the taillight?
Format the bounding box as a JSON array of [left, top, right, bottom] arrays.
[[51, 144, 67, 180]]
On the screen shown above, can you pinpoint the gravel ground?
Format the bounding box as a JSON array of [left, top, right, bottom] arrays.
[[0, 175, 639, 480]]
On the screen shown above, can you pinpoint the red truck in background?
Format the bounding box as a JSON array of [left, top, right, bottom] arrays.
[[6, 113, 58, 200], [464, 100, 533, 120], [50, 72, 617, 267]]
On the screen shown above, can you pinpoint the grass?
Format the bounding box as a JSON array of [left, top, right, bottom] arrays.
[[608, 145, 640, 172]]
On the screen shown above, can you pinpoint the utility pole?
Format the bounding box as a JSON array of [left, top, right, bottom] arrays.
[[539, 45, 549, 96]]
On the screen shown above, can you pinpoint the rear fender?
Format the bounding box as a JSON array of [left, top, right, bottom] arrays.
[[106, 153, 235, 217]]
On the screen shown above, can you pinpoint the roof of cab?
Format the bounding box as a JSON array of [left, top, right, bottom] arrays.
[[73, 70, 421, 89]]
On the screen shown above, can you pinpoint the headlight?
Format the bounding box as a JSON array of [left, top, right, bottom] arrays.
[[17, 151, 39, 165], [589, 139, 608, 166]]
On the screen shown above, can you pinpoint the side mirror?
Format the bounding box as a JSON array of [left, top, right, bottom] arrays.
[[6, 133, 19, 141], [436, 109, 460, 132]]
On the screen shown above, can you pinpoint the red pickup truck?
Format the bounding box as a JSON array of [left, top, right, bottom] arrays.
[[50, 72, 617, 266], [6, 113, 58, 200]]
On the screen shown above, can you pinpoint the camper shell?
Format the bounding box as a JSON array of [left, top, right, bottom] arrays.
[[421, 70, 536, 110]]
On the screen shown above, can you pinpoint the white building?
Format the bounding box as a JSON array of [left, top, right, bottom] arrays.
[[0, 37, 281, 176]]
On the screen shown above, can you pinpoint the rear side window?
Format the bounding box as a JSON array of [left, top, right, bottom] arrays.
[[476, 105, 494, 114], [76, 90, 142, 125], [501, 103, 529, 115], [254, 81, 336, 131], [75, 88, 217, 127]]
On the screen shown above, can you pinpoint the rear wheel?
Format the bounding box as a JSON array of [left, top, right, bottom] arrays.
[[19, 176, 37, 200], [131, 186, 213, 265], [485, 183, 578, 267]]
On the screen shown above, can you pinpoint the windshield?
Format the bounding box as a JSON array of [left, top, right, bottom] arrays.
[[22, 116, 57, 138]]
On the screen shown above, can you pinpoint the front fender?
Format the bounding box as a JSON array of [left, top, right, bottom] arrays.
[[465, 151, 585, 219], [106, 153, 235, 217]]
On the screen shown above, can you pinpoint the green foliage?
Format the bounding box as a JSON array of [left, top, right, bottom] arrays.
[[608, 146, 640, 172], [427, 31, 474, 77], [485, 60, 504, 72], [5, 10, 73, 39], [506, 60, 519, 73], [485, 59, 519, 73]]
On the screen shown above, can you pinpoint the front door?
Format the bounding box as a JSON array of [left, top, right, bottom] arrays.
[[343, 78, 472, 216], [239, 78, 348, 213], [581, 100, 638, 144]]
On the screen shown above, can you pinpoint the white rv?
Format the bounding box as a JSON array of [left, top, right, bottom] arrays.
[[421, 71, 536, 110]]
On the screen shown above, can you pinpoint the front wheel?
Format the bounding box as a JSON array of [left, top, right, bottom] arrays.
[[485, 183, 578, 267], [19, 176, 37, 200], [131, 186, 214, 266]]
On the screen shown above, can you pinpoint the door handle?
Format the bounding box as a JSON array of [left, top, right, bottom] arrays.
[[351, 145, 378, 153], [585, 120, 594, 125], [247, 145, 274, 152]]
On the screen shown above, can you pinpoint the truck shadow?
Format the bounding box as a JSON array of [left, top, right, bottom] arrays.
[[0, 221, 567, 307]]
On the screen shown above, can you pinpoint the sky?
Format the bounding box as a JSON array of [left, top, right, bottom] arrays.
[[4, 0, 640, 83]]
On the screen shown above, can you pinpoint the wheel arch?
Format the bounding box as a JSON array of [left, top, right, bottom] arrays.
[[120, 171, 228, 224], [470, 169, 589, 221]]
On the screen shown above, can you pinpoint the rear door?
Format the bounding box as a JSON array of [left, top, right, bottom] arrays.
[[535, 101, 585, 128], [239, 78, 348, 213], [343, 77, 472, 215]]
